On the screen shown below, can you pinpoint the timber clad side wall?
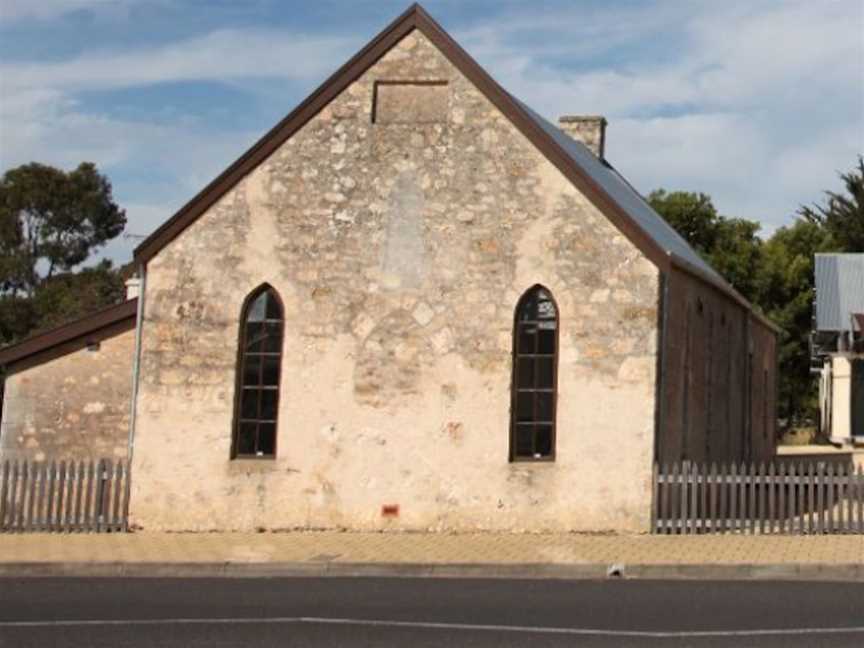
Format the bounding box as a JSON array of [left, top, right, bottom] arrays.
[[658, 266, 776, 464]]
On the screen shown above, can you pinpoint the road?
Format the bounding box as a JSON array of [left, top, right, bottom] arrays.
[[0, 577, 862, 647]]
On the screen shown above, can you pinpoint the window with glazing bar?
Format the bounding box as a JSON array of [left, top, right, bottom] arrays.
[[510, 285, 558, 461], [232, 285, 283, 458]]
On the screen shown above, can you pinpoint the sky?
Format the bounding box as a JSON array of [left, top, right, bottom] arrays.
[[1, 0, 862, 265]]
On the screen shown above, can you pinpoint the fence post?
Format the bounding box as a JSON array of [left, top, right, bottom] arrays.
[[709, 463, 718, 534], [8, 461, 21, 533], [651, 462, 658, 534], [121, 459, 132, 533], [855, 465, 864, 533], [0, 461, 8, 532], [827, 463, 835, 534], [718, 462, 728, 534]]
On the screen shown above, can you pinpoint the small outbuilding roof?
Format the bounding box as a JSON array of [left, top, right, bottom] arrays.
[[815, 253, 864, 332], [0, 299, 138, 373]]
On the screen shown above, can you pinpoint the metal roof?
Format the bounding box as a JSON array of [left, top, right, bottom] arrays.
[[513, 97, 728, 289], [815, 253, 864, 332]]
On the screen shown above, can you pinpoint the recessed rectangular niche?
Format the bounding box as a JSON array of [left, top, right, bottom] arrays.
[[372, 80, 449, 124]]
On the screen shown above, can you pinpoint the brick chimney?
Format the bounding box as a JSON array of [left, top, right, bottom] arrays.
[[557, 115, 607, 159]]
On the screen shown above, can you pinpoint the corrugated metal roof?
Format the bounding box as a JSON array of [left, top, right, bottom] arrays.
[[815, 253, 864, 331], [512, 97, 729, 290]]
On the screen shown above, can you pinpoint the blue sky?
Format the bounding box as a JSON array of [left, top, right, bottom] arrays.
[[1, 0, 862, 264]]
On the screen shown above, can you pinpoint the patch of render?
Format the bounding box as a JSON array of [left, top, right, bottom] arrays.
[[0, 328, 135, 462], [131, 30, 660, 533]]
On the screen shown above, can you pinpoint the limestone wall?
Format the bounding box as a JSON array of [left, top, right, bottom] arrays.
[[131, 30, 660, 532], [0, 328, 135, 462]]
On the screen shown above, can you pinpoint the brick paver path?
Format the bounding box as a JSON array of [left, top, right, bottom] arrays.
[[0, 532, 861, 566]]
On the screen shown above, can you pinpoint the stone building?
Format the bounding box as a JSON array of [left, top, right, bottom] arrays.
[[0, 5, 777, 532], [0, 299, 137, 462]]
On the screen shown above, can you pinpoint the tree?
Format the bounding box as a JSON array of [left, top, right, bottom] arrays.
[[758, 220, 834, 422], [0, 162, 127, 348], [32, 260, 127, 332], [0, 162, 126, 298], [799, 156, 864, 251], [648, 189, 764, 303]]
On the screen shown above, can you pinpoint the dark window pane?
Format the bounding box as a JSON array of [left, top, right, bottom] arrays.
[[258, 423, 276, 456], [265, 292, 282, 320], [511, 286, 558, 462], [517, 358, 534, 388], [237, 423, 256, 455], [535, 425, 553, 457], [260, 389, 278, 420], [537, 357, 554, 389], [243, 356, 261, 386], [247, 293, 267, 322], [262, 355, 280, 386], [245, 323, 265, 351], [518, 296, 536, 321], [537, 392, 553, 422], [235, 287, 284, 460], [518, 324, 537, 353], [241, 389, 259, 419], [262, 322, 283, 353], [538, 327, 555, 354], [515, 424, 533, 457], [516, 392, 534, 422]]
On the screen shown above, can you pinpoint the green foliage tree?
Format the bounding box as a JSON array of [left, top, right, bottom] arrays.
[[759, 220, 834, 422], [799, 156, 864, 251], [0, 162, 126, 297], [647, 190, 764, 303], [0, 162, 127, 348]]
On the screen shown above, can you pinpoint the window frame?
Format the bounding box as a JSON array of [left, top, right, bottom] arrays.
[[509, 284, 560, 463], [231, 284, 284, 460]]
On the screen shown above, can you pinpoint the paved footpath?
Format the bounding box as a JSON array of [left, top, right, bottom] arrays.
[[0, 531, 862, 580]]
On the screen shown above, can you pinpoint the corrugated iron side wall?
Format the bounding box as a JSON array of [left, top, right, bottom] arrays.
[[815, 254, 864, 332]]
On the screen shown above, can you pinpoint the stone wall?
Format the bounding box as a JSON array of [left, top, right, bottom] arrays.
[[131, 29, 660, 532], [0, 328, 135, 462]]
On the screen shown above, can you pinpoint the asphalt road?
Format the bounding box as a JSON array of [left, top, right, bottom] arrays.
[[0, 577, 862, 647]]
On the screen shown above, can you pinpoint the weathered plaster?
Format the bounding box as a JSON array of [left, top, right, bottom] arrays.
[[0, 328, 134, 461], [131, 30, 659, 532]]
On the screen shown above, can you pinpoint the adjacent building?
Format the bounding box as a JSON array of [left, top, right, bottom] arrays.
[[813, 253, 864, 445]]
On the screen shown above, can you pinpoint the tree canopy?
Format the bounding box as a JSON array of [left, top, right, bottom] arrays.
[[0, 162, 126, 297], [0, 162, 127, 348]]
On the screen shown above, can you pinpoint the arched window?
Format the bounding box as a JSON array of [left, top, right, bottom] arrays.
[[232, 285, 283, 459], [510, 285, 558, 461]]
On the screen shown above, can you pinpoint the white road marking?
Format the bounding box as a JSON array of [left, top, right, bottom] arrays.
[[0, 616, 863, 638]]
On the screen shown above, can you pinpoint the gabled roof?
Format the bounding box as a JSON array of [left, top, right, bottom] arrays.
[[133, 3, 774, 330], [0, 299, 137, 373], [815, 253, 864, 332]]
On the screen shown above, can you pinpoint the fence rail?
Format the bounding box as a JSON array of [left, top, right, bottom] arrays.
[[652, 461, 864, 534], [0, 458, 130, 533]]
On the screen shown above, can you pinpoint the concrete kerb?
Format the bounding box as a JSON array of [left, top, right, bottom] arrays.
[[0, 561, 861, 581]]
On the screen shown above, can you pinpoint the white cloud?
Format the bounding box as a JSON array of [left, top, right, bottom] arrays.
[[1, 0, 861, 265], [0, 0, 113, 22], [458, 0, 864, 230], [1, 28, 354, 93]]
